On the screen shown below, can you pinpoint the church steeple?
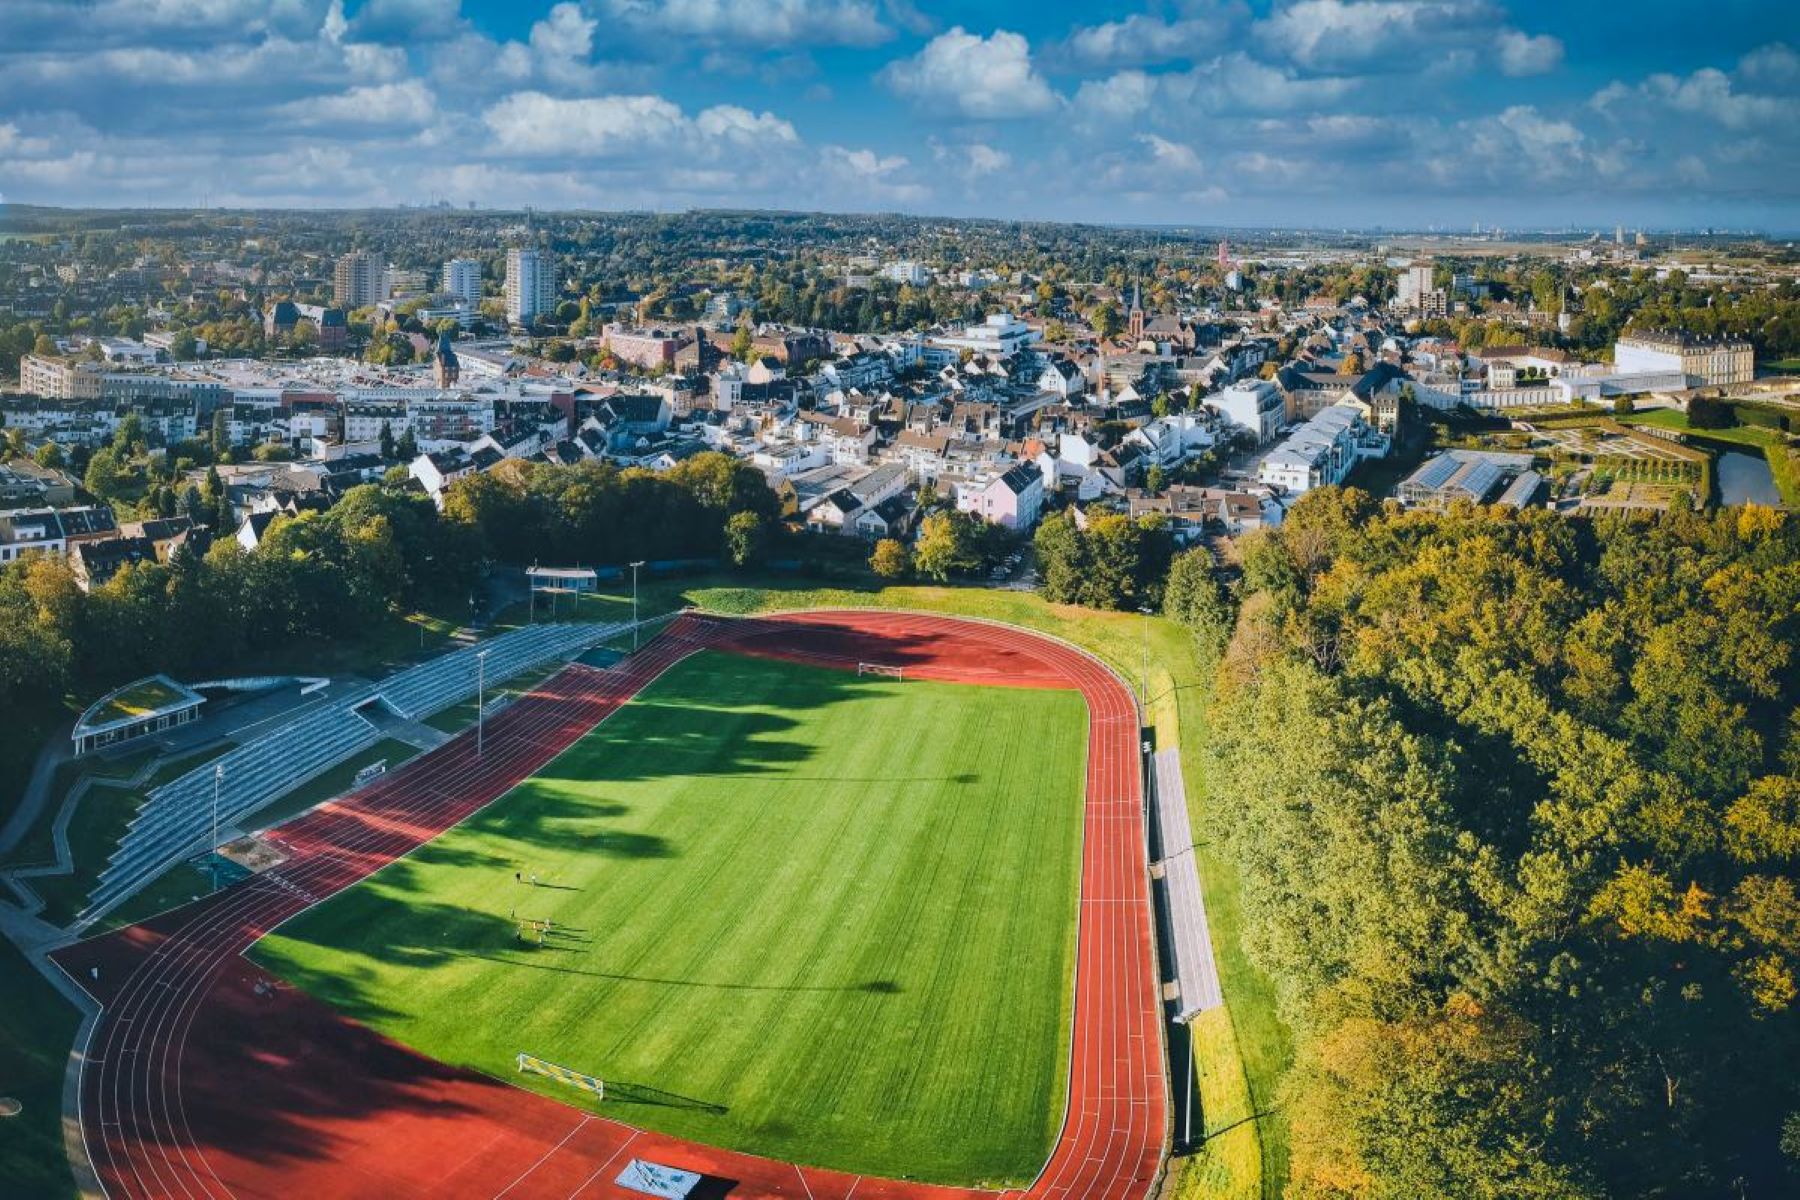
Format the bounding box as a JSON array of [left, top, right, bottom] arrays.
[[1127, 282, 1145, 344]]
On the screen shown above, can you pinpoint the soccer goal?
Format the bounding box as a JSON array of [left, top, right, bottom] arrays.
[[517, 1052, 605, 1100], [856, 662, 905, 681]]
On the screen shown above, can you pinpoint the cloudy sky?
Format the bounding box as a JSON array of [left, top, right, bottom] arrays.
[[0, 0, 1795, 229]]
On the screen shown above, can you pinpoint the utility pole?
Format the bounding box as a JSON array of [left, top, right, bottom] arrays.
[[476, 648, 489, 757], [630, 560, 645, 651]]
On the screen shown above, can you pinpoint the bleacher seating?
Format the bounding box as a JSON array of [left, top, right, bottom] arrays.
[[1153, 749, 1222, 1019], [80, 621, 629, 924]]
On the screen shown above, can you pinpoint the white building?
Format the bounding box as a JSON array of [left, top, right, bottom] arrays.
[[1257, 402, 1389, 495], [1614, 330, 1754, 387], [881, 261, 931, 286], [1396, 263, 1434, 307], [443, 258, 482, 306], [334, 252, 387, 308], [505, 249, 557, 325], [930, 312, 1041, 358], [1212, 379, 1286, 445]]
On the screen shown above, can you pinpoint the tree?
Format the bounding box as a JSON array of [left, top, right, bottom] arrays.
[[1162, 546, 1233, 657], [379, 421, 396, 462], [32, 333, 57, 357], [723, 510, 766, 569], [83, 447, 125, 500], [210, 409, 230, 459], [913, 510, 983, 581], [869, 538, 911, 579], [34, 442, 65, 470], [730, 323, 753, 362], [1145, 464, 1167, 496], [396, 427, 418, 461]]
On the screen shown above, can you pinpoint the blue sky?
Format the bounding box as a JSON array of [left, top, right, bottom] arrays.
[[0, 1, 1794, 229]]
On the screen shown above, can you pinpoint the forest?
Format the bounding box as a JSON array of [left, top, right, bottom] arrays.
[[1195, 489, 1800, 1198], [0, 453, 779, 808]]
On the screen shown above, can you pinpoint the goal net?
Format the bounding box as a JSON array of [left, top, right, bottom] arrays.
[[517, 1052, 605, 1099], [856, 662, 904, 680]]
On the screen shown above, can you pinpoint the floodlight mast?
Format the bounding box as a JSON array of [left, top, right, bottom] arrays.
[[211, 763, 223, 892], [630, 560, 646, 651], [477, 648, 490, 756]]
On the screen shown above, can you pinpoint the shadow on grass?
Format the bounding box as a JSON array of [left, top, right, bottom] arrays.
[[605, 1080, 730, 1115], [462, 949, 904, 998]]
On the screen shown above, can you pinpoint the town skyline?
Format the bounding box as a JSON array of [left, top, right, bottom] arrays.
[[1, 1, 1796, 229]]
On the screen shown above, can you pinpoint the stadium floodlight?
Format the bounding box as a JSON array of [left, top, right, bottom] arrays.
[[211, 762, 223, 892], [629, 561, 646, 651], [476, 648, 490, 757], [1138, 605, 1154, 708]]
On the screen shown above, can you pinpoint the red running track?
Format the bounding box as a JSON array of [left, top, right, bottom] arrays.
[[53, 611, 1166, 1200]]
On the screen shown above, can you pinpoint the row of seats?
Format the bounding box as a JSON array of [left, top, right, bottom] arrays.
[[86, 704, 381, 918], [374, 622, 625, 720], [1153, 749, 1223, 1019], [79, 621, 629, 925]]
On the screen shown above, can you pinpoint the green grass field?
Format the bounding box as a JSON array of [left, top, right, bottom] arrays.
[[253, 651, 1089, 1186], [505, 572, 1291, 1194], [0, 939, 78, 1198]]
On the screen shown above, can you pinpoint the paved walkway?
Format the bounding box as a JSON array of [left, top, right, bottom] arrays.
[[0, 719, 73, 860]]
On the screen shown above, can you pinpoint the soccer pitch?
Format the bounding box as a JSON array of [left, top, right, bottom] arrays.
[[252, 651, 1090, 1185]]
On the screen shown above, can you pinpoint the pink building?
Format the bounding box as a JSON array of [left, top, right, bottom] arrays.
[[955, 463, 1045, 531]]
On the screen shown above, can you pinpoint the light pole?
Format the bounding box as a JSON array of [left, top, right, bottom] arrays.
[[211, 763, 222, 892], [629, 560, 645, 651], [476, 648, 489, 757], [1138, 605, 1154, 709]]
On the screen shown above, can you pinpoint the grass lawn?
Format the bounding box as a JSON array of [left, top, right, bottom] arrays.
[[507, 571, 1290, 1195], [0, 939, 79, 1199], [1623, 406, 1780, 447], [253, 651, 1089, 1186], [19, 744, 237, 927]]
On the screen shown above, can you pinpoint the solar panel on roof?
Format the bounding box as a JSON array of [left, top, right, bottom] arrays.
[[1410, 455, 1461, 489]]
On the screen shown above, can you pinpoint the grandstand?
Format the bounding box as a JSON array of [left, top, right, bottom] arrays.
[[79, 620, 630, 926], [1151, 750, 1222, 1020]]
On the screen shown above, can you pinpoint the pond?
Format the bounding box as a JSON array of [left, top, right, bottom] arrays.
[[1716, 449, 1781, 507]]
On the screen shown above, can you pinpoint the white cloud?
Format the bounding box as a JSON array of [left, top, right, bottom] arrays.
[[819, 145, 927, 203], [931, 139, 1012, 180], [1066, 5, 1244, 69], [1257, 0, 1553, 73], [1738, 42, 1798, 86], [1496, 29, 1562, 76], [481, 91, 797, 158], [348, 0, 465, 44], [285, 79, 437, 126], [1074, 53, 1355, 130], [1138, 134, 1204, 174], [880, 27, 1057, 119], [600, 0, 890, 47], [1594, 63, 1797, 131], [529, 3, 595, 60]]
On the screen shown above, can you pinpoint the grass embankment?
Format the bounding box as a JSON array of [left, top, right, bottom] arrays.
[[0, 939, 78, 1199], [543, 572, 1290, 1196], [255, 652, 1088, 1186], [13, 746, 233, 928]]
